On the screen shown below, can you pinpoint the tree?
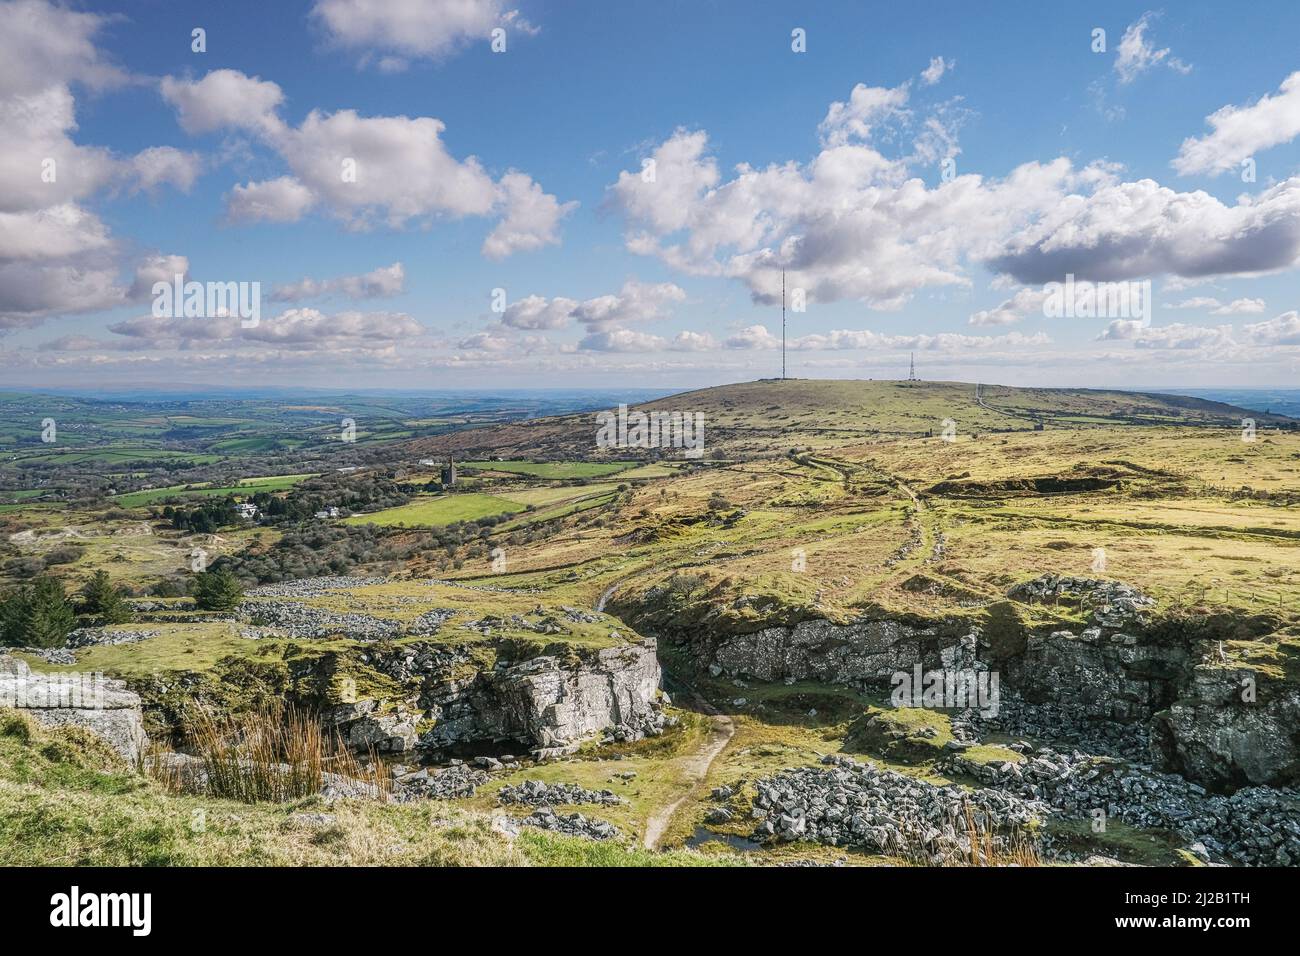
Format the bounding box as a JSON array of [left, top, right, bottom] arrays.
[[79, 570, 134, 624], [0, 576, 78, 648], [192, 567, 243, 611]]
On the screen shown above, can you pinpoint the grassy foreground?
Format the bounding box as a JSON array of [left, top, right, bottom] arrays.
[[0, 712, 735, 867]]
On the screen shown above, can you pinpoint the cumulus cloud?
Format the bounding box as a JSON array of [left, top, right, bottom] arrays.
[[0, 2, 195, 327], [270, 262, 405, 301], [1114, 13, 1190, 84], [1097, 320, 1233, 349], [160, 69, 285, 136], [163, 70, 571, 253], [224, 177, 317, 224], [610, 120, 1122, 310], [1242, 311, 1300, 346], [499, 280, 685, 333], [481, 171, 577, 259], [988, 177, 1300, 285], [969, 287, 1047, 326], [108, 307, 423, 351], [1173, 71, 1300, 176], [311, 0, 536, 69]]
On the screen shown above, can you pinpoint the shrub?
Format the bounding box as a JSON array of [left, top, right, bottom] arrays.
[[191, 567, 243, 611]]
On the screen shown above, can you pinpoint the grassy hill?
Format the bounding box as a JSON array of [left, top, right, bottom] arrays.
[[404, 379, 1296, 462]]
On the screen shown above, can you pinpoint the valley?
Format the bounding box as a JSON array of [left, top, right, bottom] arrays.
[[1, 379, 1298, 867]]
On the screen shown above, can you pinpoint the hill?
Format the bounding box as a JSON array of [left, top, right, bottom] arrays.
[[403, 379, 1296, 462]]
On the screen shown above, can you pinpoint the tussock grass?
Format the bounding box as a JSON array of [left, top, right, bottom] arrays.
[[155, 703, 388, 804]]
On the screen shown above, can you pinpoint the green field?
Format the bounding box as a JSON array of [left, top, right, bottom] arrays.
[[111, 474, 316, 508], [344, 492, 525, 527], [462, 460, 637, 479]]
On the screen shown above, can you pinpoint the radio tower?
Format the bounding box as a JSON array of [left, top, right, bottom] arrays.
[[781, 269, 786, 380], [908, 352, 918, 381]]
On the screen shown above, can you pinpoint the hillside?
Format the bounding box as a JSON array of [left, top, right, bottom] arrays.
[[403, 379, 1296, 462]]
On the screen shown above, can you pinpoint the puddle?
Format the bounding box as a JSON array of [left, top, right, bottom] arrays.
[[685, 825, 762, 852]]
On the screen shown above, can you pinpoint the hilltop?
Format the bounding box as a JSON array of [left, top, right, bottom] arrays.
[[403, 379, 1295, 462]]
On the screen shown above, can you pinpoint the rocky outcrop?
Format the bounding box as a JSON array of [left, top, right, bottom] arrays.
[[0, 654, 147, 762], [418, 640, 663, 757], [1152, 665, 1300, 792], [707, 618, 982, 684], [1013, 628, 1190, 722]]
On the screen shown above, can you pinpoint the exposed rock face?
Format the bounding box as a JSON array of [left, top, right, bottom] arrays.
[[0, 654, 148, 762], [1152, 665, 1300, 792], [708, 618, 981, 684], [1013, 628, 1190, 722], [418, 640, 663, 756]]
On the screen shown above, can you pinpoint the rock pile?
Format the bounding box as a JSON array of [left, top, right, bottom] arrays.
[[520, 808, 620, 841], [939, 747, 1300, 866], [240, 601, 404, 640], [246, 577, 388, 597], [958, 693, 1151, 761], [1007, 574, 1155, 627], [66, 628, 159, 648], [498, 779, 624, 807], [392, 762, 488, 800], [751, 754, 1048, 863]]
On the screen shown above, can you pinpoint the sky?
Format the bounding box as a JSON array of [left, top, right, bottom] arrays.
[[2, 0, 1300, 391]]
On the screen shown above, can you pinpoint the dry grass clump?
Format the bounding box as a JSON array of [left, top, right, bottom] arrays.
[[153, 702, 389, 804]]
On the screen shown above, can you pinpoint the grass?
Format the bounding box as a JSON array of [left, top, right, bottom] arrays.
[[344, 493, 525, 527], [157, 703, 388, 804], [462, 460, 637, 479], [112, 474, 314, 508], [0, 712, 738, 866]]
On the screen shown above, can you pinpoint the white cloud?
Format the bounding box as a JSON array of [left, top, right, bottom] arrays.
[[969, 287, 1047, 326], [310, 0, 536, 69], [500, 280, 685, 333], [1242, 311, 1300, 346], [818, 82, 911, 147], [1173, 71, 1300, 176], [921, 56, 952, 86], [160, 69, 285, 136], [1098, 320, 1233, 349], [224, 177, 317, 224], [724, 323, 1050, 352], [271, 262, 405, 301], [482, 171, 578, 259], [1114, 13, 1190, 85], [989, 177, 1300, 285], [166, 73, 572, 252], [109, 307, 423, 351], [578, 328, 667, 352], [1169, 296, 1266, 315]]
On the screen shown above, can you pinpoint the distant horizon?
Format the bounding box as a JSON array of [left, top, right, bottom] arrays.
[[5, 1, 1300, 389]]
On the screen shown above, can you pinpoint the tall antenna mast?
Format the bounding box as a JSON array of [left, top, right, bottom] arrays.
[[909, 351, 917, 382], [781, 269, 786, 380]]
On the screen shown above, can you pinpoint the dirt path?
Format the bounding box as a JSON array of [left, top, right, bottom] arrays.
[[642, 696, 735, 850]]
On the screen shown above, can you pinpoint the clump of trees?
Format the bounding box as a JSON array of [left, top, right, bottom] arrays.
[[78, 569, 134, 624], [0, 576, 77, 648], [191, 567, 244, 611]]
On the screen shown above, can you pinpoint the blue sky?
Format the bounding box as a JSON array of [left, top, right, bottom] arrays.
[[3, 0, 1300, 389]]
